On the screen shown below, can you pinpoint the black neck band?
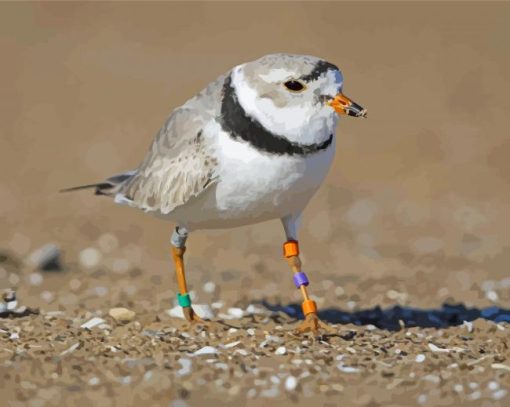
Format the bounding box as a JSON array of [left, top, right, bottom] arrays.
[[219, 74, 333, 156]]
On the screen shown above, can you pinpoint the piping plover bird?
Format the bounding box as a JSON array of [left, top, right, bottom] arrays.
[[64, 53, 366, 334]]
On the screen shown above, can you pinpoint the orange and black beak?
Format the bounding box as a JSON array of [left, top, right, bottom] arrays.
[[327, 93, 367, 118]]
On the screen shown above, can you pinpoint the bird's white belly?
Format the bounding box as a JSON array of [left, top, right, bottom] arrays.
[[168, 130, 335, 230]]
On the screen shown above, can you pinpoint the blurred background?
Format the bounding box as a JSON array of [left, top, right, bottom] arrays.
[[1, 2, 509, 312]]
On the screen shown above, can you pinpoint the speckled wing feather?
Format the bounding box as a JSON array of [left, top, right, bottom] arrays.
[[118, 75, 226, 215]]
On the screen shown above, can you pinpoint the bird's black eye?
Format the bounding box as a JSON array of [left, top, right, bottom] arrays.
[[283, 80, 305, 92]]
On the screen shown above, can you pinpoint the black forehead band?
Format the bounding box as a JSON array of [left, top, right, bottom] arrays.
[[299, 61, 339, 82]]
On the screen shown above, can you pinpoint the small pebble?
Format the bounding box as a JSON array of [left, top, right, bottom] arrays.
[[493, 389, 507, 400], [285, 376, 298, 391], [27, 244, 61, 271], [40, 291, 55, 303], [28, 273, 43, 286], [415, 354, 426, 363], [108, 307, 136, 323], [453, 384, 464, 393], [486, 290, 499, 302], [487, 381, 499, 391], [246, 304, 266, 314], [335, 286, 345, 296], [203, 281, 216, 293], [88, 377, 100, 386], [79, 248, 102, 269], [275, 346, 287, 355], [227, 307, 244, 318], [423, 374, 440, 384]]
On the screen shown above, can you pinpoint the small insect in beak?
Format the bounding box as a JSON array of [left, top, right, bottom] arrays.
[[327, 93, 367, 118]]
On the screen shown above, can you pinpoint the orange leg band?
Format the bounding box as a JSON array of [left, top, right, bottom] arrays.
[[302, 299, 317, 315], [283, 240, 299, 258]]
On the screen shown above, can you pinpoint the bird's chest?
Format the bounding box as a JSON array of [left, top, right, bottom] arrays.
[[213, 131, 335, 219]]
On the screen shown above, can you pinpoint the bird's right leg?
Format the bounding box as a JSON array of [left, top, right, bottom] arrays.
[[281, 216, 335, 335], [170, 226, 203, 323]]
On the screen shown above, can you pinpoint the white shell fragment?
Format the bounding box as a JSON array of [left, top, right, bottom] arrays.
[[337, 364, 361, 373], [193, 346, 219, 356], [428, 343, 450, 353], [60, 342, 80, 356], [80, 317, 106, 329], [177, 358, 192, 376], [491, 363, 510, 372], [222, 341, 241, 349]]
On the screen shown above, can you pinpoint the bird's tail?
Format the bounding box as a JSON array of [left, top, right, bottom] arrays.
[[60, 170, 136, 196]]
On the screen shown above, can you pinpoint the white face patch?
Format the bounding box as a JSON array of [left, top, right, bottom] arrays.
[[233, 66, 339, 145]]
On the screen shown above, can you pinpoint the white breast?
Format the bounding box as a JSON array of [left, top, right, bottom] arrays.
[[168, 125, 336, 231]]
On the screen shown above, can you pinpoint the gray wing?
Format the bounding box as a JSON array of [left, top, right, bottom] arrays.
[[118, 74, 226, 214]]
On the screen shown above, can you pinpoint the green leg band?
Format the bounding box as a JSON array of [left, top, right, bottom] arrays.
[[177, 293, 191, 308]]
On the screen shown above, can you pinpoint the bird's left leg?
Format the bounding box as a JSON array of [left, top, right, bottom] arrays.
[[281, 216, 336, 335], [170, 226, 204, 323]]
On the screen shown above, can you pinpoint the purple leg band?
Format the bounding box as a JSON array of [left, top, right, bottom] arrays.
[[293, 272, 309, 288]]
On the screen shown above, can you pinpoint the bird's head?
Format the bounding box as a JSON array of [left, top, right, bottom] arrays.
[[229, 53, 366, 145]]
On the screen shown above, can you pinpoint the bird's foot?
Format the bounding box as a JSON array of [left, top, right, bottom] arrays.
[[182, 306, 205, 324], [294, 312, 336, 335], [181, 307, 225, 330]]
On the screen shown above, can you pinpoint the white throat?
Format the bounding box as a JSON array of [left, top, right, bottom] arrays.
[[231, 66, 338, 145]]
